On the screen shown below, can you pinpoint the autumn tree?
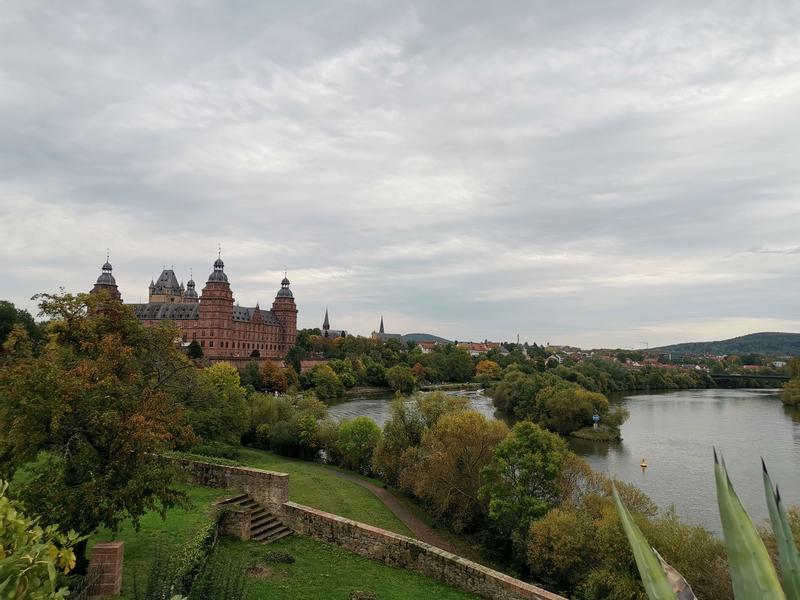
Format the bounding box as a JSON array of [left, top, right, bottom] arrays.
[[411, 411, 508, 531], [0, 292, 194, 571], [475, 359, 502, 385], [261, 360, 288, 392]]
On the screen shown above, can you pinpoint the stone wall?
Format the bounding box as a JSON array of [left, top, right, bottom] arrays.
[[167, 457, 289, 511], [281, 502, 564, 600]]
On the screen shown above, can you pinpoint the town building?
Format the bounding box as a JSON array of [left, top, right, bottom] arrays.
[[89, 255, 297, 362]]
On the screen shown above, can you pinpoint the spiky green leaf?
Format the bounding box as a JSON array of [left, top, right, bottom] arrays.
[[763, 460, 800, 600], [612, 483, 677, 600], [715, 451, 784, 599]]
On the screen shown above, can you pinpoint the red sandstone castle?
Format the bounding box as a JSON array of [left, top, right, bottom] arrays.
[[90, 255, 297, 361]]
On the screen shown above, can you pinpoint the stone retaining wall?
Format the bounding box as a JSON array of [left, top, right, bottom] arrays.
[[281, 501, 564, 600], [167, 457, 289, 511]]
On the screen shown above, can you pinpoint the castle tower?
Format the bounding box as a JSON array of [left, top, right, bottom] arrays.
[[272, 273, 297, 354], [199, 254, 234, 356], [149, 267, 184, 303], [90, 255, 122, 301], [184, 275, 199, 303]]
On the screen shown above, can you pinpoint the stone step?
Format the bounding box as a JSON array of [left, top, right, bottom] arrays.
[[251, 514, 274, 528], [251, 520, 283, 537], [261, 529, 293, 544], [219, 493, 249, 505]]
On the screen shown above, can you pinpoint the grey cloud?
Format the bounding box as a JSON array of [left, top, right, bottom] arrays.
[[2, 0, 800, 347]]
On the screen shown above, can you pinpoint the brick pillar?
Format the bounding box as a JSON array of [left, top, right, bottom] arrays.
[[88, 541, 124, 599]]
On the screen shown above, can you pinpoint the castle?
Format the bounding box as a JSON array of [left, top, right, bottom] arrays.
[[90, 255, 297, 361]]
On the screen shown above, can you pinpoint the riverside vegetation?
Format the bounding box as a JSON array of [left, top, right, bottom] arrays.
[[0, 294, 795, 599]]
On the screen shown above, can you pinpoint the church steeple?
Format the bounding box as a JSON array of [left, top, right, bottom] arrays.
[[379, 315, 384, 334], [323, 308, 330, 331]]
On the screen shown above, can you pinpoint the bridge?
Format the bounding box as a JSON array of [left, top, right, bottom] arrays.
[[710, 373, 789, 382]]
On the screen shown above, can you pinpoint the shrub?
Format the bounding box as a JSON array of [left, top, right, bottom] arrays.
[[337, 417, 382, 474]]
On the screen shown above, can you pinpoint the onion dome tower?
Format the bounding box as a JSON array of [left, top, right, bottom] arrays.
[[199, 252, 234, 356], [90, 254, 122, 301], [184, 272, 199, 303], [272, 270, 297, 353]]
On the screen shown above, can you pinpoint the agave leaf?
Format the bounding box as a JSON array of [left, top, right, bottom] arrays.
[[654, 548, 698, 600], [763, 460, 800, 600], [714, 450, 785, 599], [612, 483, 677, 600]]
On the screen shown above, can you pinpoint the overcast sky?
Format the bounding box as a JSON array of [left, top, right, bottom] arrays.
[[2, 1, 800, 348]]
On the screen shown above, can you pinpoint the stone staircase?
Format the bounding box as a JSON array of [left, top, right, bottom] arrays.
[[218, 493, 293, 544]]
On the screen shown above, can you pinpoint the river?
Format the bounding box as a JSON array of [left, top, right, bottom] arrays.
[[326, 387, 800, 533]]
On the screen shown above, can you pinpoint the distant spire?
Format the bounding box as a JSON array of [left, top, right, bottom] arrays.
[[218, 243, 221, 259], [379, 315, 384, 334], [106, 248, 109, 262], [323, 307, 330, 330]]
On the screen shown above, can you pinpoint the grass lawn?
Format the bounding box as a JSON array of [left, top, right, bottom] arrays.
[[87, 483, 229, 598], [236, 448, 411, 536], [220, 535, 480, 600]]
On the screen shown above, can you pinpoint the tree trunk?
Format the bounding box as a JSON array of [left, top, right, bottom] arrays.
[[73, 538, 90, 576]]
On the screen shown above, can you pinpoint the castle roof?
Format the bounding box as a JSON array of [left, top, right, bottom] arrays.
[[95, 259, 117, 285], [130, 302, 281, 325], [153, 269, 182, 294]]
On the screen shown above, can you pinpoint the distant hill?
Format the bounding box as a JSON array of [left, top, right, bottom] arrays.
[[400, 333, 452, 344], [650, 332, 800, 356]]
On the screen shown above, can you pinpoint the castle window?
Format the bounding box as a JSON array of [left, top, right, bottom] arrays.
[[209, 341, 213, 348]]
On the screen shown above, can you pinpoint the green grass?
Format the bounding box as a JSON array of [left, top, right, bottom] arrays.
[[87, 484, 229, 597], [221, 535, 479, 600], [236, 448, 411, 535]]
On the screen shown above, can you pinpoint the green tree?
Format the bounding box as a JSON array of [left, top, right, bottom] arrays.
[[0, 292, 194, 571], [190, 362, 249, 444], [337, 417, 382, 474], [239, 360, 263, 390], [0, 299, 42, 348], [0, 481, 81, 599], [537, 385, 609, 435], [386, 364, 417, 394], [372, 399, 426, 485], [480, 421, 567, 562], [312, 364, 344, 400], [187, 340, 203, 359]]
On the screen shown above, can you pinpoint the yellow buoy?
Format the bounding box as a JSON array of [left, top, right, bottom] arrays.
[[640, 458, 648, 468]]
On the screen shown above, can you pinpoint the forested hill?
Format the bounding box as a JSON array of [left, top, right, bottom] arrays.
[[650, 332, 800, 356]]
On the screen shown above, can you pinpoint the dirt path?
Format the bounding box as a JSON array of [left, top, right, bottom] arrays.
[[325, 469, 459, 554]]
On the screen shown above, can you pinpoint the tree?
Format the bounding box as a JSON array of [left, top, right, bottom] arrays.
[[240, 360, 263, 390], [415, 391, 468, 428], [0, 292, 194, 571], [187, 339, 203, 359], [0, 299, 42, 348], [337, 417, 382, 474], [261, 360, 288, 392], [475, 359, 502, 385], [537, 385, 609, 435], [480, 421, 567, 562], [190, 362, 249, 445], [410, 411, 508, 531], [311, 364, 344, 400], [0, 480, 80, 599], [372, 398, 426, 485], [386, 364, 417, 394]]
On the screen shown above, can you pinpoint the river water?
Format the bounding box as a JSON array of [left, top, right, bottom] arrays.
[[326, 388, 800, 533]]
